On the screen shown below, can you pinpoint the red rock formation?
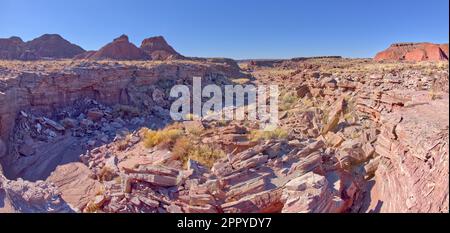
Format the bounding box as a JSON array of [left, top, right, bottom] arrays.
[[374, 43, 449, 61], [24, 34, 85, 59], [140, 36, 183, 60], [90, 35, 149, 60]]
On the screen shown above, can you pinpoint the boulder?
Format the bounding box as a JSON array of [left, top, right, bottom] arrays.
[[322, 96, 346, 134], [18, 144, 35, 156], [128, 173, 180, 187], [87, 109, 104, 122], [46, 162, 103, 212], [281, 172, 354, 213]]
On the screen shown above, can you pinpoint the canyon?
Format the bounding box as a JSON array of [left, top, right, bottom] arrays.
[[0, 35, 448, 213]]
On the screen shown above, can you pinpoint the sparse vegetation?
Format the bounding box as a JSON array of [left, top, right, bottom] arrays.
[[143, 127, 184, 149], [141, 122, 224, 168], [171, 136, 192, 160], [232, 78, 251, 85], [98, 166, 116, 182], [116, 135, 132, 151], [172, 136, 224, 168], [185, 144, 225, 168], [279, 91, 299, 111], [249, 127, 288, 142]]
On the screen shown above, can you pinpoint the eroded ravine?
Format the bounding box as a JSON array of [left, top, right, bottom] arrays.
[[1, 58, 448, 213]]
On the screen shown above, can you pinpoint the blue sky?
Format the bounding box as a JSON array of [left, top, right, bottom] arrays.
[[0, 0, 448, 59]]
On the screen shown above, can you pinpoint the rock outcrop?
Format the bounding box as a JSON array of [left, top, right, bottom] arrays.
[[89, 35, 149, 60], [368, 92, 449, 212], [47, 162, 103, 211], [140, 36, 183, 60], [0, 175, 73, 213], [375, 43, 449, 62]]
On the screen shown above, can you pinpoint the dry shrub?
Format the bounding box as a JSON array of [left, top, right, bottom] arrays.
[[186, 144, 225, 168], [143, 128, 184, 148], [172, 137, 224, 168], [142, 122, 223, 168], [116, 137, 130, 151], [187, 125, 204, 137], [171, 136, 193, 160], [98, 166, 116, 182], [279, 91, 299, 111], [232, 78, 251, 85], [249, 127, 288, 142]]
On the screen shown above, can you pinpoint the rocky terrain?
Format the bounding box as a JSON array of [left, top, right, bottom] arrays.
[[0, 37, 448, 213]]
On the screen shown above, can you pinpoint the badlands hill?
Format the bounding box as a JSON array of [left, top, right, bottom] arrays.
[[0, 34, 183, 61], [0, 34, 85, 60]]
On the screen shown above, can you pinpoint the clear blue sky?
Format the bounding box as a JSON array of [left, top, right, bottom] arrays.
[[0, 0, 448, 59]]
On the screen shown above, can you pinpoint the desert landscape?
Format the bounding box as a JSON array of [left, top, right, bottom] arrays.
[[0, 33, 448, 213]]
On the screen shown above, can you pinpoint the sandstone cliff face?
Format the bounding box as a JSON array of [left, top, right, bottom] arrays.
[[0, 60, 242, 139], [0, 34, 85, 60], [375, 43, 449, 62], [140, 36, 183, 60], [0, 61, 238, 142], [89, 35, 150, 60]]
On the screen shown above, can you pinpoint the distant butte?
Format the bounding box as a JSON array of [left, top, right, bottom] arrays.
[[140, 36, 183, 60], [88, 34, 150, 60], [0, 34, 183, 61], [375, 42, 449, 62], [0, 34, 85, 60]]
